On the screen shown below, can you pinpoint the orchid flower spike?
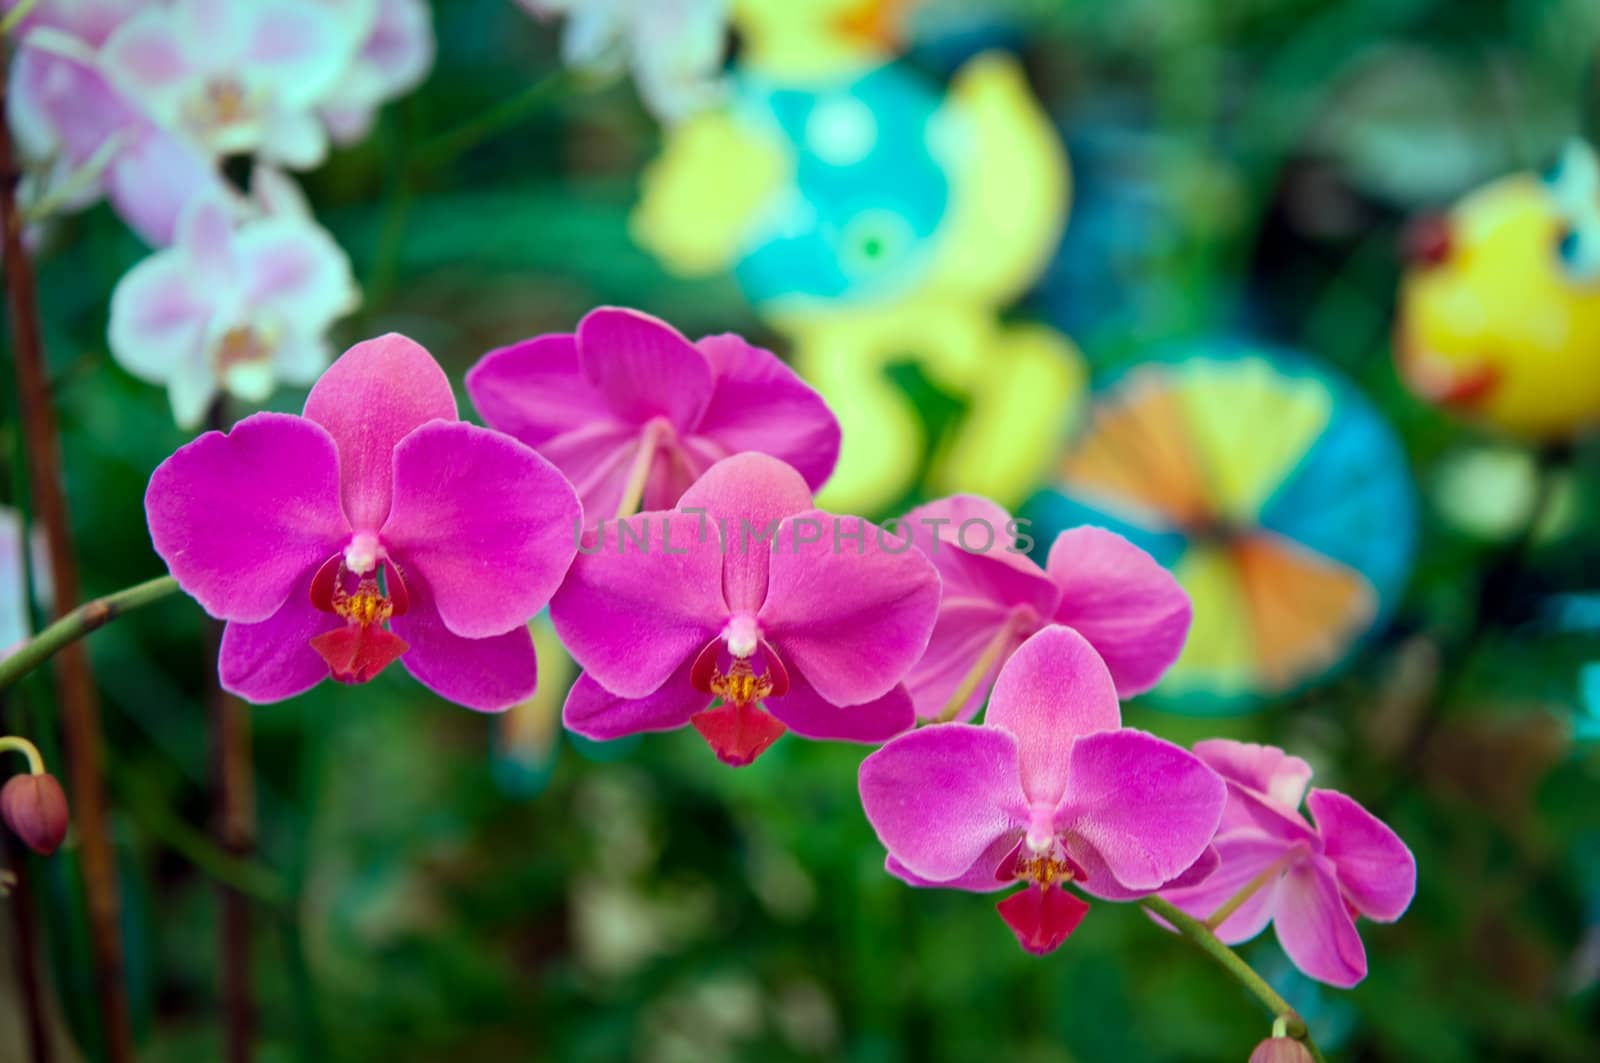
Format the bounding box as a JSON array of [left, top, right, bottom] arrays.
[[101, 0, 356, 168], [515, 0, 729, 123], [8, 18, 226, 245], [145, 333, 580, 711], [550, 452, 939, 765], [901, 495, 1190, 721], [468, 307, 839, 522], [859, 626, 1226, 955], [109, 189, 358, 428], [1159, 739, 1417, 988], [317, 0, 436, 145]]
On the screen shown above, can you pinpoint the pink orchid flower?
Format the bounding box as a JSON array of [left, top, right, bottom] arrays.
[[1159, 739, 1417, 988], [101, 0, 354, 168], [144, 333, 581, 711], [8, 26, 224, 245], [901, 495, 1191, 722], [467, 307, 840, 522], [516, 0, 728, 123], [3, 0, 142, 48], [317, 0, 435, 145], [859, 626, 1226, 955], [108, 187, 358, 428], [549, 452, 938, 766]]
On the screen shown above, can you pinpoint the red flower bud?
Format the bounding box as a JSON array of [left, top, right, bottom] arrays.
[[1249, 1037, 1315, 1063], [2, 773, 70, 855]]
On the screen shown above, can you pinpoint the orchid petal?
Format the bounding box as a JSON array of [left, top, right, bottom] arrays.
[[1047, 526, 1192, 697], [677, 453, 813, 615], [576, 307, 713, 427], [764, 672, 914, 744], [382, 423, 579, 638], [858, 723, 1024, 883], [884, 829, 1024, 893], [1194, 739, 1315, 812], [903, 496, 1060, 617], [1055, 728, 1226, 892], [235, 216, 357, 327], [466, 333, 619, 448], [995, 885, 1089, 955], [1158, 833, 1294, 943], [217, 579, 341, 702], [1306, 789, 1416, 922], [563, 661, 708, 740], [693, 334, 840, 492], [761, 512, 939, 706], [902, 599, 1018, 722], [107, 251, 208, 386], [146, 412, 348, 622], [389, 570, 539, 712], [984, 626, 1121, 806], [303, 333, 457, 532], [1273, 859, 1368, 988], [549, 512, 725, 698]]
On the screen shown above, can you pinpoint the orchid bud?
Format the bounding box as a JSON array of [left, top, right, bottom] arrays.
[[1, 773, 70, 855], [1249, 1037, 1315, 1063]]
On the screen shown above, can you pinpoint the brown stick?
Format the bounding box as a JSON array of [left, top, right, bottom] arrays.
[[206, 615, 256, 1063], [0, 52, 134, 1063], [2, 829, 53, 1063]]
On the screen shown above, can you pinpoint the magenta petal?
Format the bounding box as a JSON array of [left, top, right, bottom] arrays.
[[218, 583, 341, 703], [145, 412, 348, 622], [1072, 842, 1220, 902], [983, 626, 1121, 805], [1306, 788, 1416, 922], [381, 422, 579, 638], [903, 496, 1061, 617], [903, 600, 1018, 722], [303, 333, 458, 532], [761, 512, 940, 706], [764, 671, 914, 744], [388, 571, 538, 712], [884, 830, 1024, 892], [1158, 833, 1294, 943], [1194, 739, 1315, 811], [562, 662, 708, 741], [537, 421, 645, 522], [576, 307, 714, 427], [995, 885, 1090, 955], [1055, 728, 1226, 892], [1273, 858, 1369, 988], [678, 453, 813, 615], [1047, 526, 1192, 697], [466, 333, 618, 448], [858, 723, 1024, 882], [693, 334, 841, 492], [548, 512, 725, 698]]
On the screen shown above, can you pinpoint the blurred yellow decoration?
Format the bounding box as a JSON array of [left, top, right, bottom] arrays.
[[631, 0, 1084, 512], [1396, 139, 1600, 439]]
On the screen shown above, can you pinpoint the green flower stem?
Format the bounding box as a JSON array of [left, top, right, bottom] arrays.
[[1139, 895, 1329, 1063], [0, 575, 180, 693], [0, 734, 45, 774]]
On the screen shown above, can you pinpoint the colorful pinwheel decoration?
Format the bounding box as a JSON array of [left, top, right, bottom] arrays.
[[632, 0, 1084, 512], [1396, 138, 1600, 440], [1022, 348, 1418, 712]]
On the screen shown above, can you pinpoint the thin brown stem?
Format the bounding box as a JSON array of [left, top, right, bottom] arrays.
[[0, 45, 133, 1063], [204, 400, 256, 1063], [2, 797, 53, 1063]]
